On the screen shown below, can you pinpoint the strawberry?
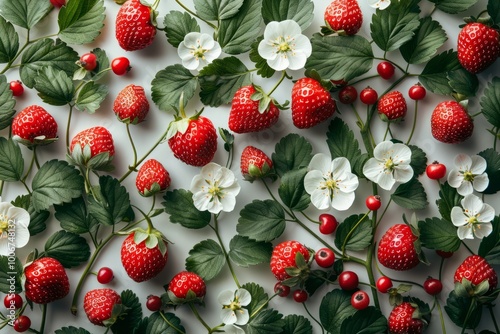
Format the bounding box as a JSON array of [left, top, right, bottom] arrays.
[[69, 126, 115, 169], [324, 0, 363, 36], [457, 22, 500, 74], [430, 101, 473, 144], [11, 105, 58, 146], [135, 159, 171, 196], [377, 224, 420, 271], [377, 91, 407, 122], [240, 146, 273, 181], [167, 271, 206, 303], [454, 255, 498, 292], [388, 302, 424, 334], [291, 78, 336, 129], [84, 288, 122, 326], [113, 84, 150, 124], [24, 257, 69, 304], [120, 232, 168, 282], [115, 0, 157, 51], [270, 240, 311, 281], [228, 85, 280, 133]]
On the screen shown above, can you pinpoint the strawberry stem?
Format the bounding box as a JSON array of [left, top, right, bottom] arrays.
[[174, 0, 217, 30], [375, 198, 392, 228], [434, 296, 447, 334], [266, 70, 287, 96], [39, 303, 47, 334], [187, 302, 212, 333], [300, 211, 319, 224], [212, 214, 241, 288], [159, 311, 186, 334], [302, 302, 325, 334], [126, 124, 138, 168], [487, 304, 500, 334], [406, 100, 419, 144], [65, 105, 74, 154]]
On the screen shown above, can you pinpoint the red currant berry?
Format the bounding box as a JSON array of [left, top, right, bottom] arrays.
[[351, 290, 370, 310], [426, 161, 446, 180], [80, 53, 98, 71], [338, 271, 359, 291], [13, 315, 31, 332], [292, 289, 308, 303], [359, 87, 378, 105], [338, 86, 358, 104], [146, 295, 162, 311], [365, 195, 381, 211], [111, 57, 131, 75], [423, 277, 443, 296], [377, 61, 395, 80], [408, 83, 426, 100], [97, 267, 114, 284], [9, 81, 24, 97], [50, 0, 66, 8], [274, 282, 291, 297], [319, 214, 338, 235], [436, 250, 454, 258], [376, 276, 393, 293], [4, 294, 23, 309], [315, 248, 335, 268]]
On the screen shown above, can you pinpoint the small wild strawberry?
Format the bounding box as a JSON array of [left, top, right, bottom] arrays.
[[136, 159, 171, 196], [84, 288, 122, 326], [24, 257, 70, 304], [115, 0, 157, 51], [430, 101, 473, 144], [324, 0, 363, 35], [270, 240, 311, 281], [377, 224, 420, 271], [12, 105, 58, 146], [457, 22, 500, 74], [388, 302, 424, 334], [167, 271, 206, 303], [113, 84, 150, 124], [240, 146, 273, 181], [377, 91, 407, 122]]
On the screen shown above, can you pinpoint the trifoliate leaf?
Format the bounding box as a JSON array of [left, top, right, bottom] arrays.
[[0, 138, 24, 182], [262, 0, 314, 31], [75, 81, 108, 114], [283, 314, 313, 334], [237, 199, 286, 242], [54, 197, 97, 234], [445, 290, 482, 328], [11, 194, 49, 236], [480, 76, 500, 128], [163, 11, 200, 48], [247, 309, 285, 334], [436, 182, 462, 222], [229, 235, 272, 267], [408, 144, 427, 176], [242, 282, 269, 316], [151, 64, 198, 112], [448, 68, 479, 98], [34, 66, 75, 106], [111, 290, 143, 334], [279, 168, 310, 211], [340, 307, 388, 334], [391, 178, 428, 210], [0, 78, 16, 130], [194, 0, 244, 20], [418, 217, 461, 252], [0, 256, 23, 293], [320, 289, 356, 334], [478, 148, 500, 194], [145, 312, 185, 334], [400, 17, 447, 64], [186, 239, 226, 281], [272, 134, 313, 177], [44, 230, 90, 268], [163, 189, 212, 229], [58, 0, 106, 45], [419, 50, 461, 95], [0, 0, 52, 29], [0, 16, 19, 64], [334, 214, 373, 252], [428, 0, 477, 14]]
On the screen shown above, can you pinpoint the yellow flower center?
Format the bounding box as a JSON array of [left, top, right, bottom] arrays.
[[384, 157, 395, 171], [0, 219, 8, 234], [463, 171, 474, 182]]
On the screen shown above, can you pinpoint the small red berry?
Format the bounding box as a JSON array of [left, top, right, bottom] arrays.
[[293, 289, 308, 303], [146, 295, 162, 311], [9, 80, 24, 97], [4, 294, 23, 309], [408, 83, 426, 100], [365, 195, 381, 211], [319, 214, 338, 235], [274, 282, 290, 297], [426, 161, 446, 180], [80, 53, 98, 71], [97, 267, 114, 284], [377, 61, 395, 80], [315, 248, 335, 268], [359, 87, 378, 105], [13, 315, 31, 332], [50, 0, 65, 8], [423, 277, 443, 296], [111, 57, 131, 75], [436, 250, 454, 258], [376, 276, 393, 293], [351, 290, 370, 310], [338, 271, 359, 291], [338, 86, 358, 104]]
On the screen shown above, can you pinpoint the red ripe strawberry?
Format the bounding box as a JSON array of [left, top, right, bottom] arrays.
[[228, 85, 280, 133], [388, 302, 424, 334], [430, 101, 473, 144], [11, 105, 58, 145], [454, 255, 498, 292], [120, 232, 168, 282], [168, 116, 217, 166], [24, 257, 69, 304], [324, 0, 363, 35], [377, 224, 420, 271], [167, 271, 206, 302], [270, 240, 311, 281], [135, 159, 171, 196], [115, 0, 157, 51], [113, 84, 149, 124], [291, 77, 336, 129], [457, 22, 500, 74], [84, 288, 122, 326], [70, 126, 115, 159], [377, 91, 407, 122], [240, 146, 273, 181]]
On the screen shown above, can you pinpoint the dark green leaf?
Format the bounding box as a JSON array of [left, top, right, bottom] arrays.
[[145, 312, 185, 334], [186, 239, 226, 281], [34, 66, 75, 106], [445, 290, 482, 328], [283, 314, 313, 334], [0, 256, 23, 293], [11, 194, 49, 236], [488, 0, 500, 25], [419, 217, 461, 252], [0, 0, 52, 29], [163, 189, 212, 229], [304, 269, 337, 296], [320, 289, 356, 334], [478, 216, 500, 264], [247, 308, 285, 334], [54, 197, 97, 234], [334, 214, 372, 252], [111, 290, 143, 334], [272, 134, 313, 177], [229, 235, 272, 267], [262, 0, 314, 30], [31, 159, 84, 212], [340, 306, 388, 334], [237, 199, 286, 242], [55, 327, 92, 334], [428, 0, 477, 13], [279, 168, 310, 211], [437, 182, 462, 222], [249, 37, 275, 78], [391, 178, 428, 210], [0, 138, 24, 182], [88, 48, 109, 81], [194, 0, 244, 20], [242, 282, 269, 316], [199, 56, 252, 107], [163, 11, 200, 48], [44, 230, 90, 268], [151, 64, 198, 112], [0, 16, 19, 63], [448, 69, 478, 98], [419, 50, 461, 95], [75, 81, 108, 114], [400, 17, 447, 64], [480, 76, 500, 128], [478, 148, 500, 194], [408, 144, 427, 176], [0, 78, 16, 130], [306, 35, 374, 82], [58, 0, 105, 44]]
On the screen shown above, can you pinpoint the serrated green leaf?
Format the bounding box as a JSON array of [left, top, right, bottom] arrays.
[[400, 17, 447, 64], [218, 0, 263, 54], [54, 326, 92, 334], [447, 68, 478, 98], [306, 35, 374, 82], [247, 308, 285, 334], [437, 182, 462, 222], [262, 0, 314, 30], [428, 0, 477, 14], [283, 314, 313, 334], [229, 235, 272, 267], [480, 76, 500, 128], [111, 290, 143, 334], [478, 148, 500, 194], [146, 312, 185, 334], [237, 199, 286, 242], [194, 0, 244, 20], [34, 66, 75, 106], [75, 81, 108, 114], [58, 0, 105, 44], [163, 189, 212, 229], [334, 214, 372, 252], [0, 256, 23, 294], [488, 0, 500, 25], [44, 230, 90, 268], [0, 16, 19, 64], [340, 306, 388, 334], [272, 134, 313, 177], [249, 37, 276, 78], [320, 289, 356, 334], [0, 78, 16, 130], [304, 269, 336, 296], [278, 168, 310, 211], [151, 64, 198, 112], [391, 178, 428, 209], [198, 56, 252, 107], [242, 282, 269, 316], [408, 144, 427, 176], [186, 239, 225, 281], [445, 290, 482, 328], [0, 0, 52, 29], [418, 217, 461, 252], [478, 216, 500, 264], [31, 159, 84, 212], [163, 11, 200, 48], [419, 50, 461, 95], [54, 197, 97, 234], [11, 194, 49, 236], [0, 138, 24, 182]]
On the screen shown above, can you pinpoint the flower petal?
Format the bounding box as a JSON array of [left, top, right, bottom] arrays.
[[7, 206, 30, 227], [472, 173, 489, 193], [453, 154, 472, 171], [310, 188, 331, 210], [276, 20, 302, 36], [309, 153, 332, 175], [362, 158, 384, 182], [473, 222, 493, 239], [199, 33, 215, 49], [470, 155, 487, 174], [447, 169, 463, 188], [223, 325, 244, 334], [478, 203, 495, 223], [457, 181, 473, 196], [391, 143, 412, 163], [201, 162, 222, 181], [0, 241, 8, 256], [330, 157, 351, 178], [263, 21, 281, 41], [221, 308, 237, 325], [218, 290, 235, 305], [267, 54, 290, 71], [393, 164, 414, 184], [287, 50, 308, 70], [293, 34, 312, 57], [207, 197, 223, 214], [258, 40, 277, 60], [457, 225, 473, 240], [373, 141, 394, 160], [330, 189, 355, 211], [14, 226, 30, 249], [204, 42, 222, 62], [219, 193, 237, 213], [461, 194, 483, 215], [190, 174, 206, 193], [338, 173, 359, 193], [451, 206, 468, 227], [376, 171, 396, 191], [236, 289, 251, 306], [304, 170, 325, 194], [192, 191, 211, 212], [234, 308, 249, 325]]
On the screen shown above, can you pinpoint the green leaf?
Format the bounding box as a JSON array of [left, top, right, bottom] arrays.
[[75, 81, 108, 114], [320, 289, 356, 334], [0, 0, 52, 29], [306, 35, 374, 82], [0, 256, 23, 294], [445, 290, 482, 328], [0, 138, 24, 182], [198, 56, 252, 107], [55, 327, 92, 334], [436, 182, 462, 222], [400, 17, 447, 64], [340, 306, 388, 334], [34, 66, 75, 106], [447, 69, 478, 98], [247, 309, 285, 334], [163, 11, 200, 48], [111, 290, 143, 334], [334, 214, 372, 252], [58, 0, 105, 44], [478, 148, 500, 194], [89, 48, 109, 81], [0, 78, 16, 130], [428, 0, 477, 13], [488, 0, 500, 25], [249, 37, 275, 78], [278, 168, 310, 211], [480, 76, 500, 128], [31, 159, 84, 212], [20, 38, 79, 88], [151, 64, 198, 112], [145, 312, 185, 334], [408, 144, 427, 176], [11, 194, 49, 236], [194, 0, 244, 20], [186, 239, 226, 281], [262, 0, 314, 30], [478, 216, 500, 264], [304, 269, 337, 296], [44, 230, 90, 268], [162, 189, 212, 229], [419, 50, 461, 95], [218, 0, 263, 54], [237, 199, 286, 242], [0, 16, 19, 64], [242, 282, 269, 317], [283, 314, 313, 334], [272, 134, 313, 177], [391, 178, 428, 210], [418, 217, 461, 252], [55, 197, 97, 234], [229, 235, 272, 267]]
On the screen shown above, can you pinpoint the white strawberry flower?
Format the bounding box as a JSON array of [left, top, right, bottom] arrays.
[[178, 32, 221, 71], [451, 194, 494, 240], [190, 162, 241, 214], [368, 0, 391, 10], [258, 20, 312, 71], [0, 197, 30, 256], [222, 324, 245, 334], [304, 154, 359, 211], [218, 288, 252, 326], [362, 141, 413, 191], [447, 154, 489, 196]]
